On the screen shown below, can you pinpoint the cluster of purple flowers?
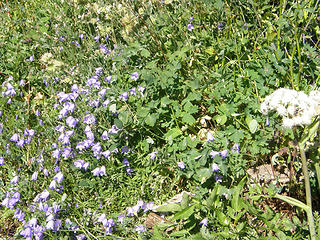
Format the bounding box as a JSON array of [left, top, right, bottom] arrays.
[[96, 214, 115, 235], [9, 128, 36, 148]]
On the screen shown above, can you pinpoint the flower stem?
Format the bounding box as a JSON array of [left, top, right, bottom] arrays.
[[298, 143, 316, 240]]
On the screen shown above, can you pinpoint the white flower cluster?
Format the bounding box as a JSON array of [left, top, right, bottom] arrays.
[[261, 88, 320, 128]]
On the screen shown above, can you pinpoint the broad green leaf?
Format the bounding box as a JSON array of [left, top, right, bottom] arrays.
[[217, 211, 229, 226], [155, 203, 181, 212], [180, 192, 189, 209], [181, 112, 196, 125], [165, 128, 182, 140], [114, 119, 123, 129], [196, 168, 212, 184], [137, 107, 149, 118], [172, 204, 195, 221]]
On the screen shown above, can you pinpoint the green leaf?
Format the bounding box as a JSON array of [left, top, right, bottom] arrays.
[[141, 48, 150, 57], [217, 211, 229, 226], [181, 112, 196, 125], [172, 204, 195, 221], [145, 113, 158, 127], [180, 192, 189, 209], [246, 117, 259, 133], [214, 115, 227, 125], [114, 119, 123, 129], [184, 102, 198, 114], [196, 168, 212, 184], [155, 203, 181, 212], [137, 107, 149, 118], [165, 128, 182, 140]]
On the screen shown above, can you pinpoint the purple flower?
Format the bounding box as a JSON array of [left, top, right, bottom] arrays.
[[66, 116, 78, 128], [105, 76, 112, 83], [72, 41, 80, 47], [214, 174, 223, 183], [100, 44, 110, 54], [74, 159, 85, 168], [79, 33, 84, 39], [122, 158, 129, 166], [10, 133, 19, 143], [46, 220, 55, 230], [94, 35, 100, 42], [210, 151, 219, 159], [76, 234, 86, 240], [187, 23, 194, 31], [135, 224, 146, 234], [92, 166, 106, 176], [11, 176, 19, 185], [212, 163, 220, 172], [177, 161, 185, 170], [52, 149, 61, 159], [118, 214, 125, 224], [92, 142, 101, 155], [49, 180, 57, 190], [217, 22, 224, 30], [102, 150, 111, 159], [129, 87, 137, 96], [220, 150, 228, 159], [138, 85, 145, 96], [130, 72, 139, 81], [231, 144, 239, 153], [83, 113, 96, 125], [206, 132, 215, 142], [54, 172, 64, 183], [39, 189, 50, 201], [31, 171, 38, 181], [149, 152, 157, 160], [126, 168, 134, 175], [83, 162, 89, 171], [62, 147, 72, 159], [145, 202, 155, 212], [121, 146, 129, 153], [199, 218, 208, 227], [20, 227, 32, 238], [0, 157, 4, 166], [101, 131, 109, 140], [24, 128, 35, 137], [127, 207, 134, 216], [121, 92, 129, 101], [14, 208, 25, 222]]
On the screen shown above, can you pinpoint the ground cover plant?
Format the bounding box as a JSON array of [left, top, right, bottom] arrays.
[[0, 0, 320, 239]]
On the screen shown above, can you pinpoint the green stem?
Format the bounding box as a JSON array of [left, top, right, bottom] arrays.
[[298, 143, 316, 240], [315, 162, 320, 193]]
